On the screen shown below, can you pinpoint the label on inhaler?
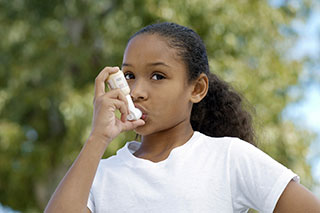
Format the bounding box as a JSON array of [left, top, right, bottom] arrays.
[[108, 76, 127, 90]]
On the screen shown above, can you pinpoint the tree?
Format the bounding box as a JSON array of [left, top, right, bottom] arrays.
[[0, 0, 315, 211]]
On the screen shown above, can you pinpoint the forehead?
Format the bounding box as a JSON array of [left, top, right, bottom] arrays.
[[123, 34, 183, 66]]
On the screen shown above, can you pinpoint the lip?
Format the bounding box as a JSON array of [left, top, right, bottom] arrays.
[[134, 104, 148, 120]]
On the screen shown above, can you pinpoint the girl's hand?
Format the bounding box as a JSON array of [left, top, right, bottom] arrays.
[[89, 66, 145, 144]]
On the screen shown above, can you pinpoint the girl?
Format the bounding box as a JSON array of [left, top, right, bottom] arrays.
[[45, 22, 320, 212]]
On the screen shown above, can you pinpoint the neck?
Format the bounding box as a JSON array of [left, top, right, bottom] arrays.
[[134, 119, 194, 162]]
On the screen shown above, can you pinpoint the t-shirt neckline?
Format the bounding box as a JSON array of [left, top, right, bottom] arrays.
[[118, 131, 201, 167]]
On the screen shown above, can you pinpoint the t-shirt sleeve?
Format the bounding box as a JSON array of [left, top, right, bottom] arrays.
[[87, 188, 95, 212], [229, 138, 300, 213]]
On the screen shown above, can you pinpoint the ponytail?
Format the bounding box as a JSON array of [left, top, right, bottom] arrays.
[[191, 73, 256, 146]]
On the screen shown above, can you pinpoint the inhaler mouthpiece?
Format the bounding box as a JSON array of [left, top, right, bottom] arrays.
[[126, 95, 142, 120]]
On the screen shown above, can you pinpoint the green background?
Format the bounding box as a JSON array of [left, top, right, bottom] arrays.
[[0, 0, 317, 212]]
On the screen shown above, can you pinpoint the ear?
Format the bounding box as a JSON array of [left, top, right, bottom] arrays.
[[190, 73, 209, 103]]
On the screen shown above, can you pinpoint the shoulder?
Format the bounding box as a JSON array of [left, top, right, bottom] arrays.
[[196, 132, 280, 168], [193, 132, 255, 165], [196, 131, 236, 147], [196, 131, 252, 155], [199, 132, 265, 160]]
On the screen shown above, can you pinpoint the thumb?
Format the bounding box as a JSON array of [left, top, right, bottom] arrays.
[[122, 119, 145, 131]]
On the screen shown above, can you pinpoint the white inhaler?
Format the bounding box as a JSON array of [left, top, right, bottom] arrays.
[[107, 70, 142, 120]]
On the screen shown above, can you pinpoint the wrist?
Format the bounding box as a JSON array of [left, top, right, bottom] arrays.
[[86, 134, 113, 150]]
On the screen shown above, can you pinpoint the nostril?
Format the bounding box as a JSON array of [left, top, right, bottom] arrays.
[[131, 95, 145, 102]]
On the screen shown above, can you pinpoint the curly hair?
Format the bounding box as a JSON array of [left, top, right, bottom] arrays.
[[129, 22, 256, 146]]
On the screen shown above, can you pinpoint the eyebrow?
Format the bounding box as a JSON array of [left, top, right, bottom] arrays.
[[147, 62, 170, 67], [122, 63, 133, 67], [122, 62, 170, 68]]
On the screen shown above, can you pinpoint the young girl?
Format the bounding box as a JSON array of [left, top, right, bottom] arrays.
[[45, 22, 320, 212]]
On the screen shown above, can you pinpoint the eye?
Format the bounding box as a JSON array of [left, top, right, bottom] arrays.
[[151, 73, 165, 80], [124, 72, 135, 80]]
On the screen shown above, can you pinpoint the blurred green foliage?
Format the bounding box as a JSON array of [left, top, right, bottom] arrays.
[[0, 0, 315, 212]]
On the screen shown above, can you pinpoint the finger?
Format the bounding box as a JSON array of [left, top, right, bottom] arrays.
[[120, 113, 127, 123], [94, 66, 119, 100], [106, 89, 129, 108], [122, 119, 145, 131], [111, 99, 129, 119], [104, 89, 129, 116]]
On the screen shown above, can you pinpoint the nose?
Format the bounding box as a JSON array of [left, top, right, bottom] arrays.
[[130, 79, 148, 102]]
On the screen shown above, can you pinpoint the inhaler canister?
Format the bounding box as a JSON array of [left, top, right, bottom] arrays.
[[107, 70, 142, 120]]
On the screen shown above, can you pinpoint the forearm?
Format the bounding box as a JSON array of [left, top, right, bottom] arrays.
[[45, 135, 111, 213], [44, 66, 144, 212]]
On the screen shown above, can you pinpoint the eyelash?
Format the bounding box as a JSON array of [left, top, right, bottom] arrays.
[[124, 72, 135, 80], [124, 72, 166, 81], [151, 73, 165, 80]]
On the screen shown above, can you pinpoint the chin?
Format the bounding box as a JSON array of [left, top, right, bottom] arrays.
[[133, 127, 151, 137], [133, 122, 158, 136]]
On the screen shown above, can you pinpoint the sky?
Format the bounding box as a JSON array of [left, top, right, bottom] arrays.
[[282, 1, 320, 195]]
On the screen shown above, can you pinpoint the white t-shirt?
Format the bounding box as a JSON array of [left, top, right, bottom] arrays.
[[87, 131, 299, 213]]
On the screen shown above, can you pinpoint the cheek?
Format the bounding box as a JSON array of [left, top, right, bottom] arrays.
[[153, 90, 190, 117], [135, 91, 190, 135]]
